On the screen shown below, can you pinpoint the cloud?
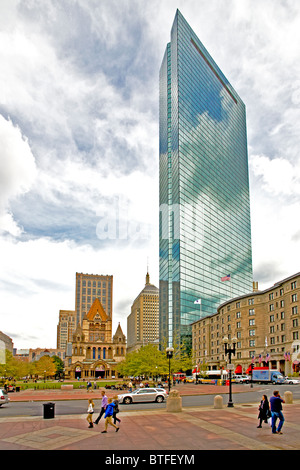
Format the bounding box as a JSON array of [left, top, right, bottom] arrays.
[[0, 115, 37, 235]]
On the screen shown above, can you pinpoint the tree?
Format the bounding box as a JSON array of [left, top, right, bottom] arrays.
[[0, 350, 31, 380], [52, 355, 64, 378], [33, 356, 56, 379], [117, 344, 167, 378]]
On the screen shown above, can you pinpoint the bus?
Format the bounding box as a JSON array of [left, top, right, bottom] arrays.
[[193, 370, 229, 384]]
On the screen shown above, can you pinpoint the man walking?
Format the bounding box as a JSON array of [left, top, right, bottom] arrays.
[[94, 390, 108, 425], [270, 390, 285, 434]]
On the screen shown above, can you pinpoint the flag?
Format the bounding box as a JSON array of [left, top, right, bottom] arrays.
[[194, 299, 201, 305], [258, 354, 262, 364], [265, 353, 270, 363], [221, 274, 231, 282]]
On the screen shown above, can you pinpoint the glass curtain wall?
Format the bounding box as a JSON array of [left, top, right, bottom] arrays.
[[159, 10, 253, 348]]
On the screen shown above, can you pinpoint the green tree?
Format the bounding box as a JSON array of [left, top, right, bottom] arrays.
[[33, 356, 56, 379], [0, 350, 31, 380], [52, 355, 64, 377]]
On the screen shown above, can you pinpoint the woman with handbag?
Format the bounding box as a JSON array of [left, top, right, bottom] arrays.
[[257, 394, 270, 428]]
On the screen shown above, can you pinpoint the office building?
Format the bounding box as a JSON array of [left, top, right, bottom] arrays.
[[127, 272, 159, 353], [57, 309, 76, 350], [75, 273, 113, 326], [159, 10, 253, 347]]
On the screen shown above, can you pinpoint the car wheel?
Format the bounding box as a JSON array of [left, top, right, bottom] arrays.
[[156, 395, 164, 403], [123, 397, 132, 404]]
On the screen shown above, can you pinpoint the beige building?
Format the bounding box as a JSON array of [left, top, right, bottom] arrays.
[[75, 273, 113, 326], [65, 298, 126, 380], [192, 272, 300, 375], [127, 272, 159, 353], [29, 348, 66, 362], [57, 310, 76, 349]]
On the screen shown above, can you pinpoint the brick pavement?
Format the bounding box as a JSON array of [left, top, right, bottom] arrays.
[[1, 385, 299, 453]]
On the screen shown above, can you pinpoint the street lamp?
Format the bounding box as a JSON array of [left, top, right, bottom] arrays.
[[222, 336, 237, 408], [166, 347, 174, 393]]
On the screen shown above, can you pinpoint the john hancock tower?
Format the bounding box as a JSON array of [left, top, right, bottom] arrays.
[[159, 10, 253, 348]]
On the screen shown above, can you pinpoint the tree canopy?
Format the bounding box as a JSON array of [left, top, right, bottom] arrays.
[[117, 343, 193, 378]]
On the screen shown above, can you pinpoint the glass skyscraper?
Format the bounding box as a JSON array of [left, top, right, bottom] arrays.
[[159, 10, 253, 348]]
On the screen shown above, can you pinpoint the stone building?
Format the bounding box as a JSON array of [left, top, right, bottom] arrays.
[[192, 273, 300, 375], [65, 298, 126, 380], [127, 272, 159, 353]]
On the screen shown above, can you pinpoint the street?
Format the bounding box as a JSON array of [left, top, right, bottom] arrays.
[[0, 384, 299, 418]]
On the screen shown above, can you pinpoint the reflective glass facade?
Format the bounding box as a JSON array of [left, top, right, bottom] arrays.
[[159, 10, 253, 347]]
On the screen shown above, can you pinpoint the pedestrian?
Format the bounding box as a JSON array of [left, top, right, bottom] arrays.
[[94, 390, 108, 425], [128, 381, 133, 392], [101, 398, 120, 433], [86, 398, 95, 428], [270, 390, 285, 434], [257, 394, 270, 428], [113, 395, 121, 425], [87, 381, 92, 392]]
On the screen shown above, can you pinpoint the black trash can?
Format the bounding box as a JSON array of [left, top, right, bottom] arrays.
[[15, 386, 20, 392], [43, 402, 55, 419]]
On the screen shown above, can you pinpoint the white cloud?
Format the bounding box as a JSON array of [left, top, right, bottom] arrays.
[[0, 115, 37, 234]]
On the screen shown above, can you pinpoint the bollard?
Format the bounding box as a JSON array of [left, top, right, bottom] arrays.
[[214, 395, 223, 409], [284, 391, 293, 404], [166, 389, 182, 412]]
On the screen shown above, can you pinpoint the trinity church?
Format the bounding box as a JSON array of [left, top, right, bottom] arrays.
[[65, 297, 126, 380]]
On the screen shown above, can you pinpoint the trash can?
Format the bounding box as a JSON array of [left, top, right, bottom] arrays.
[[15, 386, 20, 392], [43, 402, 55, 419]]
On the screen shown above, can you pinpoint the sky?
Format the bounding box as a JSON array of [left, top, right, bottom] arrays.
[[0, 0, 300, 350]]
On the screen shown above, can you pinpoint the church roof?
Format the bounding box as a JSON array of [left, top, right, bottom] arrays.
[[86, 298, 108, 322]]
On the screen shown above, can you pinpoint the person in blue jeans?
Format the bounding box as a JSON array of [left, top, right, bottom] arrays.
[[270, 390, 285, 434]]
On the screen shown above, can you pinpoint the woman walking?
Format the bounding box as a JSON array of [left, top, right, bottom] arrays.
[[87, 398, 95, 428], [257, 394, 270, 428]]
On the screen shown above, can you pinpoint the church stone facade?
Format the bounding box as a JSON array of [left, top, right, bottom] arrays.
[[65, 298, 126, 380]]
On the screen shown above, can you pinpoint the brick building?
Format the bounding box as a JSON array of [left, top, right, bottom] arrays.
[[192, 273, 300, 375]]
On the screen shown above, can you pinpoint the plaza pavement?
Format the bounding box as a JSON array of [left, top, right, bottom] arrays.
[[0, 384, 299, 453]]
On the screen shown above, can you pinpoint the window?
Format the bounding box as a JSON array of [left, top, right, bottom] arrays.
[[270, 315, 275, 323], [249, 329, 255, 336], [291, 281, 297, 290], [249, 309, 255, 316], [292, 294, 298, 302], [292, 306, 298, 315], [249, 319, 255, 326]]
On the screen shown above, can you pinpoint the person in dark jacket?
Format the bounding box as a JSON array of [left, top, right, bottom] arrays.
[[270, 390, 285, 434], [257, 394, 270, 428], [113, 395, 121, 425]]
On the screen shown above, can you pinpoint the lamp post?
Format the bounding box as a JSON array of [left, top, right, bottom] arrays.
[[222, 336, 237, 408], [166, 347, 174, 393]]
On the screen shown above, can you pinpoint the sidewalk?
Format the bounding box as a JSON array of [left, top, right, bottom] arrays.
[[1, 386, 299, 452]]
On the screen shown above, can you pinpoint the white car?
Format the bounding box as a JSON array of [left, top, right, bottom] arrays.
[[0, 389, 10, 406], [284, 377, 300, 385], [233, 375, 250, 384], [118, 387, 168, 404]]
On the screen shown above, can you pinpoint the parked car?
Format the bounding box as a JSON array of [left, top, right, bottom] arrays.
[[118, 387, 168, 404], [0, 389, 10, 406], [233, 375, 250, 384], [284, 377, 300, 385]]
